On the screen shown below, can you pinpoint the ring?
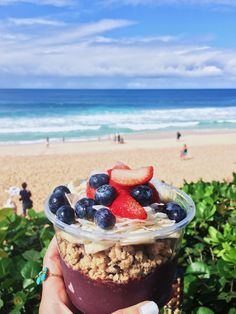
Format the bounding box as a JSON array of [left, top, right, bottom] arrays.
[[35, 267, 62, 285]]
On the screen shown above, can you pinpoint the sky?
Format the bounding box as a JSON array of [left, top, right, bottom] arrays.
[[0, 0, 236, 88]]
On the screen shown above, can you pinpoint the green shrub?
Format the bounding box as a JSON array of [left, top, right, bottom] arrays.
[[0, 175, 235, 313], [180, 173, 236, 313], [0, 209, 54, 313]]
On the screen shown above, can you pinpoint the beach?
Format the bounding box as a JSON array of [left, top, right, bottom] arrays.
[[1, 129, 236, 213]]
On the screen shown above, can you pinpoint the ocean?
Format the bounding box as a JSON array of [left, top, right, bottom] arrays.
[[0, 89, 236, 144]]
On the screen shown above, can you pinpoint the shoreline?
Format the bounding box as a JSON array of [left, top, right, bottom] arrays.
[[0, 128, 236, 157]]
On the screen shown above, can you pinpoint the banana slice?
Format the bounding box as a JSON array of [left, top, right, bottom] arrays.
[[84, 241, 114, 254]]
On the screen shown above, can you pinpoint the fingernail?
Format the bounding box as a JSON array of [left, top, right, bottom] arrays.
[[139, 301, 159, 314]]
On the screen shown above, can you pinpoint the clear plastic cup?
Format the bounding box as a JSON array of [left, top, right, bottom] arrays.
[[45, 179, 195, 314]]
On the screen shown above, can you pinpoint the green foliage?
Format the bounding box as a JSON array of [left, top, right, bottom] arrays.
[[0, 208, 54, 313], [181, 173, 236, 313], [0, 175, 235, 313]]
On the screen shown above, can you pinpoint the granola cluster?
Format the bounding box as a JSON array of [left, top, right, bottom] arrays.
[[56, 231, 178, 284]]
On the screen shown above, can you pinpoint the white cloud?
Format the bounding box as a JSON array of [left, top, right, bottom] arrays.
[[0, 0, 74, 7], [8, 18, 65, 26], [0, 18, 235, 87], [33, 19, 137, 46]]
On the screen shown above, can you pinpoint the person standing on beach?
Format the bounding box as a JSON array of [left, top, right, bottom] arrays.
[[176, 132, 182, 141], [46, 136, 50, 148], [19, 182, 33, 217], [117, 133, 121, 143], [180, 144, 188, 160]]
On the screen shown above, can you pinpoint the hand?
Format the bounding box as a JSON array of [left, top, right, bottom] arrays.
[[39, 237, 159, 314], [39, 236, 74, 314]]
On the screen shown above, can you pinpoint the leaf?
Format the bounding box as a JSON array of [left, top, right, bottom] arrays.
[[23, 278, 34, 289], [186, 261, 210, 278], [216, 260, 234, 279], [0, 258, 12, 276], [21, 260, 41, 279], [222, 247, 236, 264], [9, 308, 21, 314], [228, 309, 236, 314], [0, 249, 8, 258], [0, 299, 3, 309], [0, 230, 7, 243], [40, 226, 54, 244], [195, 307, 215, 314], [218, 291, 236, 303], [28, 208, 37, 219], [13, 291, 27, 308], [22, 249, 41, 262], [208, 226, 220, 243], [1, 278, 16, 289], [0, 208, 13, 222], [184, 274, 196, 294]]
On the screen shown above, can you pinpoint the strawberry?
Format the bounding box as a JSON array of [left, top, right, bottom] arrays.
[[111, 194, 147, 220], [107, 162, 131, 195], [86, 181, 96, 199], [148, 182, 161, 203], [112, 162, 131, 170], [107, 162, 130, 177], [109, 179, 131, 195], [111, 166, 154, 186], [110, 194, 147, 219]]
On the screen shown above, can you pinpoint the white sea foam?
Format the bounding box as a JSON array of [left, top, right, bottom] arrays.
[[0, 125, 100, 134], [114, 121, 199, 131], [0, 106, 236, 137]]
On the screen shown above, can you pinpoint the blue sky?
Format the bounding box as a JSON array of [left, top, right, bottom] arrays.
[[0, 0, 236, 88]]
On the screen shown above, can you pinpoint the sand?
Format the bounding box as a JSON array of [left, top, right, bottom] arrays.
[[0, 129, 235, 214]]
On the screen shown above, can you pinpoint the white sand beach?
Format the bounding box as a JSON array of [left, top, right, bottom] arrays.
[[0, 129, 235, 213]]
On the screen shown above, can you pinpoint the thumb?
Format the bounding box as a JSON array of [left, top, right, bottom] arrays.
[[112, 301, 159, 314]]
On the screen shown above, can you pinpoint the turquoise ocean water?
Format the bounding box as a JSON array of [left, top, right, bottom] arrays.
[[0, 89, 236, 144]]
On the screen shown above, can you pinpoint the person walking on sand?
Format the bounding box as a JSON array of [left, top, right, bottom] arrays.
[[117, 133, 121, 143], [46, 136, 50, 148], [19, 182, 33, 217], [176, 131, 182, 141], [180, 144, 188, 160]]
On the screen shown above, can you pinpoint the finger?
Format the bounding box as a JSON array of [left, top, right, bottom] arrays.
[[43, 235, 62, 275], [112, 301, 159, 314], [42, 236, 71, 300]]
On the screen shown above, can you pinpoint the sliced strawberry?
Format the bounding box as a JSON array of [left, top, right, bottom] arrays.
[[111, 194, 147, 220], [112, 162, 131, 170], [86, 181, 96, 199], [107, 163, 131, 194], [111, 166, 154, 186], [148, 182, 161, 203], [107, 162, 130, 177]]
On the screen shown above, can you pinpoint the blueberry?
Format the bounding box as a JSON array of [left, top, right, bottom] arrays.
[[75, 198, 96, 219], [56, 205, 75, 225], [53, 185, 70, 195], [89, 173, 109, 189], [86, 206, 97, 221], [150, 203, 167, 213], [94, 207, 116, 229], [130, 185, 153, 206], [95, 185, 116, 206], [165, 202, 186, 223], [48, 192, 69, 214]]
